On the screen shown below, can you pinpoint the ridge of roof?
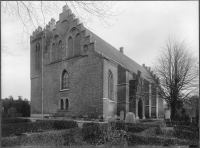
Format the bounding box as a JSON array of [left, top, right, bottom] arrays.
[[86, 29, 153, 82]]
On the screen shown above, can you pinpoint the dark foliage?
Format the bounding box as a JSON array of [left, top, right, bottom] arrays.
[[173, 125, 199, 140], [2, 96, 30, 117], [81, 122, 106, 144], [2, 120, 78, 137], [127, 133, 197, 146], [2, 118, 31, 124]]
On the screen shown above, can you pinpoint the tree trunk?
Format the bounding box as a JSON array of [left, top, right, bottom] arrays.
[[170, 101, 176, 121]]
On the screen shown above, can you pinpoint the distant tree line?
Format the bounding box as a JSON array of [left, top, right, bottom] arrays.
[[1, 95, 30, 118]]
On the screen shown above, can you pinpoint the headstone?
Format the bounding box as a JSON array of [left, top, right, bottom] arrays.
[[165, 110, 170, 119], [125, 112, 136, 123], [120, 110, 124, 120]]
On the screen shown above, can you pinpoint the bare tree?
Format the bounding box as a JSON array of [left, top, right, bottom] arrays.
[[1, 1, 122, 51], [152, 37, 199, 120]]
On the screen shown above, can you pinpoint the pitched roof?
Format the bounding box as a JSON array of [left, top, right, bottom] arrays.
[[87, 29, 153, 82]]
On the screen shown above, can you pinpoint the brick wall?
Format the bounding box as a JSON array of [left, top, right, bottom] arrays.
[[42, 47, 103, 117]]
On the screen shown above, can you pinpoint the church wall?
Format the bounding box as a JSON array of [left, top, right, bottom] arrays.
[[43, 45, 103, 117], [30, 38, 43, 115]]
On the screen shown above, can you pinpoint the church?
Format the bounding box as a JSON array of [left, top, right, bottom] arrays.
[[30, 5, 165, 120]]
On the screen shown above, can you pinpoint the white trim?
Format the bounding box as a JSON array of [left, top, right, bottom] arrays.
[[60, 89, 69, 92], [102, 98, 117, 103], [117, 83, 130, 86], [31, 114, 50, 118]]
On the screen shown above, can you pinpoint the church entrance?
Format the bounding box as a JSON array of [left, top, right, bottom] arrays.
[[138, 99, 143, 119]]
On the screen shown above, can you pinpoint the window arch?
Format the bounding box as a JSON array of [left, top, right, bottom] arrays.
[[108, 70, 114, 100], [83, 45, 88, 52], [74, 33, 81, 56], [68, 37, 73, 58], [58, 40, 62, 61], [35, 42, 40, 70], [60, 99, 64, 110], [61, 70, 69, 90], [65, 98, 69, 110], [51, 43, 55, 62]]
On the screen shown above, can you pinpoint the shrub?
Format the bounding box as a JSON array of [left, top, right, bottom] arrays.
[[81, 122, 106, 144], [2, 120, 78, 137], [2, 118, 32, 125], [81, 122, 130, 146]]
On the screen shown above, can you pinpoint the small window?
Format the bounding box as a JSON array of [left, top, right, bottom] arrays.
[[83, 45, 88, 52], [61, 70, 69, 90], [60, 99, 64, 110], [65, 98, 69, 110]]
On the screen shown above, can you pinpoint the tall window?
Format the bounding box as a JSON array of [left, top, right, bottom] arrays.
[[58, 40, 62, 61], [51, 43, 55, 62], [74, 33, 81, 56], [68, 37, 73, 58], [62, 70, 69, 90], [108, 70, 114, 100], [35, 42, 40, 70]]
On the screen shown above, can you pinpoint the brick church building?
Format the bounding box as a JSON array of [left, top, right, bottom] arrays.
[[30, 5, 165, 120]]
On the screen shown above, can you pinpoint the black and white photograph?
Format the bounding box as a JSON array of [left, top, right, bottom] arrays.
[[1, 1, 199, 147]]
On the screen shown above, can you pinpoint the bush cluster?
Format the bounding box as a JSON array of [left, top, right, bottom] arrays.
[[173, 125, 199, 140], [81, 122, 129, 146], [2, 120, 78, 137], [81, 121, 163, 145], [2, 118, 32, 125]]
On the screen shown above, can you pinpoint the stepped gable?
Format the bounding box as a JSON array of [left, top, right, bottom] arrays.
[[86, 29, 154, 82]]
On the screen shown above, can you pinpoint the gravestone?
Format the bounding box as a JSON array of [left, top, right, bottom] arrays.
[[125, 112, 136, 123], [165, 110, 170, 119], [120, 110, 124, 120]]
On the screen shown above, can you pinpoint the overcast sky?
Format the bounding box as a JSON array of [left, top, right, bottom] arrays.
[[1, 1, 199, 100]]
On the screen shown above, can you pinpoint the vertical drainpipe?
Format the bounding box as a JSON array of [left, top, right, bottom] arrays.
[[41, 30, 44, 118]]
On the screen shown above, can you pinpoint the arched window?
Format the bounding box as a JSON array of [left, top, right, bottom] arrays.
[[108, 70, 114, 100], [61, 70, 69, 90], [60, 99, 64, 110], [65, 98, 69, 110], [68, 37, 73, 58], [35, 42, 40, 70], [51, 43, 55, 62], [74, 33, 81, 56], [83, 45, 88, 52], [58, 40, 62, 61]]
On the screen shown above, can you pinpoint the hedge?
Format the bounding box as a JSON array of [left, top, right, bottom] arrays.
[[2, 120, 78, 137], [165, 120, 195, 127], [2, 128, 85, 147], [2, 118, 32, 125], [128, 132, 197, 146]]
